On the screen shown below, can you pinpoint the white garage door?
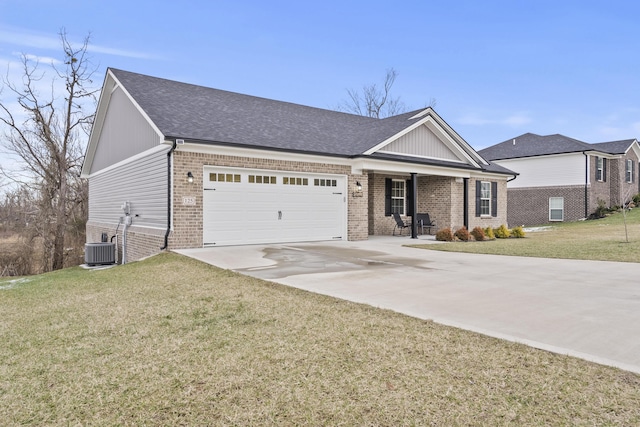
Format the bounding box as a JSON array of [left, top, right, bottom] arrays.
[[202, 167, 346, 246]]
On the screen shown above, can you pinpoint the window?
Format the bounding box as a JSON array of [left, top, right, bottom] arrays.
[[391, 180, 405, 215], [284, 177, 309, 185], [314, 178, 336, 187], [210, 172, 241, 183], [248, 175, 276, 184], [596, 157, 606, 182], [475, 181, 497, 218], [549, 197, 564, 221], [480, 182, 491, 216], [626, 159, 634, 183]]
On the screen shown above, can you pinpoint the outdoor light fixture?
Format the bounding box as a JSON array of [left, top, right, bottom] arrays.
[[187, 171, 194, 183], [353, 181, 363, 197]]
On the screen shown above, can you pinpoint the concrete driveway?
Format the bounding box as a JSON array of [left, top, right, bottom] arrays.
[[176, 236, 640, 374]]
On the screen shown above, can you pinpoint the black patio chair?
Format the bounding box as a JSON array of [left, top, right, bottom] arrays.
[[392, 212, 411, 236], [416, 213, 436, 235]]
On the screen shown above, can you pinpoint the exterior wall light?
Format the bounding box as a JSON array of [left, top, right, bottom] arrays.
[[353, 180, 363, 197], [187, 171, 194, 183]]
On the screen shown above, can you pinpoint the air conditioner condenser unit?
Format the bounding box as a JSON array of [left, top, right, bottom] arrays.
[[85, 242, 116, 266]]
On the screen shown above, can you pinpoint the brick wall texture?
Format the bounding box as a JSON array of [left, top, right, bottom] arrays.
[[507, 152, 640, 227], [88, 149, 511, 262]]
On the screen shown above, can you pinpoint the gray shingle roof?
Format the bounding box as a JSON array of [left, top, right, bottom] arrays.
[[111, 68, 425, 157], [478, 133, 593, 160], [479, 133, 638, 161], [110, 68, 513, 175], [590, 139, 637, 155]]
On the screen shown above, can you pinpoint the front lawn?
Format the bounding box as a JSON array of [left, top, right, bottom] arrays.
[[413, 208, 640, 262], [1, 253, 639, 425]]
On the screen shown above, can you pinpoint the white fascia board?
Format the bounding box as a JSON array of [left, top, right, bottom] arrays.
[[583, 150, 620, 160], [351, 157, 473, 178], [176, 142, 354, 168], [84, 144, 171, 179], [374, 150, 467, 164], [363, 114, 482, 168]]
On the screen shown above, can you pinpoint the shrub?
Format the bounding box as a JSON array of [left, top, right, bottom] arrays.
[[470, 226, 485, 241], [454, 226, 470, 241], [633, 193, 640, 205], [592, 199, 608, 219], [510, 226, 525, 238], [435, 228, 454, 241], [484, 226, 495, 240], [494, 224, 510, 239]]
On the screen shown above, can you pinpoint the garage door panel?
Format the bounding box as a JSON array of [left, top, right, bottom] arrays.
[[203, 167, 345, 246]]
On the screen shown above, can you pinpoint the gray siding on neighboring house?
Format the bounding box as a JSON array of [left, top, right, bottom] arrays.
[[90, 86, 161, 174], [378, 124, 462, 161], [88, 146, 170, 229]]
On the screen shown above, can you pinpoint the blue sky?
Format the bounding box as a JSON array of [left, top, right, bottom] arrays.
[[1, 0, 639, 155]]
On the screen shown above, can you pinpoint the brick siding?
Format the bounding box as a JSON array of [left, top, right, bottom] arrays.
[[506, 186, 586, 226]]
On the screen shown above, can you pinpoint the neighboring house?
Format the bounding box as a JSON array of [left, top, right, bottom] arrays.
[[479, 133, 640, 226], [81, 69, 515, 262]]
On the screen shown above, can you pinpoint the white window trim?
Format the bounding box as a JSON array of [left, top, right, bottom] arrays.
[[480, 181, 491, 216], [596, 157, 604, 182], [391, 179, 405, 215], [549, 197, 564, 222], [626, 159, 633, 183]]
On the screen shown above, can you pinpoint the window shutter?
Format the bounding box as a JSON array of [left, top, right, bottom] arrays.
[[406, 179, 413, 216], [384, 178, 392, 216], [475, 181, 481, 217], [491, 182, 498, 217], [632, 161, 636, 183], [603, 158, 607, 182]]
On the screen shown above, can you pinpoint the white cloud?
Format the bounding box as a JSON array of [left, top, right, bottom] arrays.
[[457, 112, 533, 127], [0, 26, 160, 60]]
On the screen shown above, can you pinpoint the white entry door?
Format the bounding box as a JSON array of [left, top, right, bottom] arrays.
[[202, 167, 346, 246]]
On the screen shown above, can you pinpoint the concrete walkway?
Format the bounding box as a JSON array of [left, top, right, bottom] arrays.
[[176, 236, 640, 374]]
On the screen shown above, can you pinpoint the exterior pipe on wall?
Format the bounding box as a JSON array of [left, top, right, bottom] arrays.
[[161, 140, 178, 250]]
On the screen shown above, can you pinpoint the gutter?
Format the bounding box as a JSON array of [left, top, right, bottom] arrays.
[[160, 140, 178, 250]]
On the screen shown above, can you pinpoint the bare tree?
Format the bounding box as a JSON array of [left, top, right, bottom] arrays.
[[338, 68, 406, 118], [0, 30, 97, 271]]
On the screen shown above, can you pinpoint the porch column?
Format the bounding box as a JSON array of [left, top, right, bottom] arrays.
[[463, 178, 469, 229], [411, 172, 418, 239]]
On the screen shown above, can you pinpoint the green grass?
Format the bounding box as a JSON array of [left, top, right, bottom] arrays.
[[1, 253, 640, 425], [415, 208, 640, 262]]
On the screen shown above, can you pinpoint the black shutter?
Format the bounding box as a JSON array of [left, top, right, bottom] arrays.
[[385, 178, 392, 216], [475, 180, 481, 217], [406, 179, 413, 216], [603, 158, 607, 182], [491, 181, 498, 217]]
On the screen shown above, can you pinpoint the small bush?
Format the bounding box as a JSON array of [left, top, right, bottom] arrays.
[[592, 199, 609, 219], [633, 193, 640, 205], [484, 227, 495, 240], [454, 226, 470, 241], [470, 226, 485, 241], [510, 226, 525, 238], [494, 224, 510, 239], [435, 228, 454, 241]]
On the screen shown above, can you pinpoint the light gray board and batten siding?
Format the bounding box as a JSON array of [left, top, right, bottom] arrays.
[[378, 123, 464, 162], [88, 146, 169, 229], [89, 85, 162, 174]]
